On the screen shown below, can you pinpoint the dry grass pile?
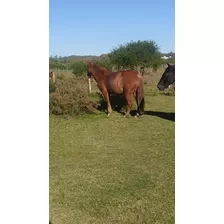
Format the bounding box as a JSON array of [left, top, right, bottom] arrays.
[[49, 74, 97, 116]]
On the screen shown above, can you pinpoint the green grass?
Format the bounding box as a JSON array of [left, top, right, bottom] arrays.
[[50, 89, 175, 224]]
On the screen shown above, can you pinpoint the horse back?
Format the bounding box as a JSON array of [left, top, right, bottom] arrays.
[[121, 70, 142, 88], [106, 70, 141, 94]]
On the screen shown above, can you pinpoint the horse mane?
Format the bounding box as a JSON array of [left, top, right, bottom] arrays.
[[91, 62, 110, 73]]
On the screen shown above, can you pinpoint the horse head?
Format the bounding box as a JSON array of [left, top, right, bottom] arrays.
[[157, 63, 175, 91]]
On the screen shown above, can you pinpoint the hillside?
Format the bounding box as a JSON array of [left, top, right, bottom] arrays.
[[49, 52, 174, 62]]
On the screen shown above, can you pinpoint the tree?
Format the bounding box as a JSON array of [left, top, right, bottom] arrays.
[[108, 40, 162, 69], [94, 58, 114, 71], [72, 61, 87, 76]]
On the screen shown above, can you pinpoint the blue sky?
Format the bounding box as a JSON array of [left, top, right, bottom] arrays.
[[50, 0, 175, 56]]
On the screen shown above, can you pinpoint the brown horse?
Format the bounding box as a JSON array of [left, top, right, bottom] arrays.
[[49, 71, 55, 83], [87, 61, 145, 117]]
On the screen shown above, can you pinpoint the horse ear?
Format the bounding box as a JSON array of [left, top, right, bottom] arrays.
[[167, 63, 170, 67]]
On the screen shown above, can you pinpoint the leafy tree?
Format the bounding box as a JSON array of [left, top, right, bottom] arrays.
[[108, 40, 162, 69]]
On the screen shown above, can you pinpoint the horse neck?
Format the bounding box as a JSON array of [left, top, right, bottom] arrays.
[[91, 65, 109, 83]]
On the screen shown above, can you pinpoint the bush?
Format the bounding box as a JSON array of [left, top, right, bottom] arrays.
[[49, 74, 97, 116], [49, 63, 67, 70], [71, 61, 87, 76], [109, 40, 163, 70], [94, 58, 114, 71]]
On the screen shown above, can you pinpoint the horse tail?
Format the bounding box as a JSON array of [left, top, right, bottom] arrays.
[[136, 76, 145, 115]]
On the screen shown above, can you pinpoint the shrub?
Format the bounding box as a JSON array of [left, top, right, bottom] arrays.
[[109, 40, 163, 70], [49, 63, 67, 70], [94, 58, 114, 71], [49, 74, 97, 116], [71, 61, 87, 76]]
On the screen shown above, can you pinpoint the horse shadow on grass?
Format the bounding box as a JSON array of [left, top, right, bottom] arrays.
[[96, 93, 143, 117], [95, 93, 175, 121], [96, 93, 127, 114], [143, 110, 175, 122]]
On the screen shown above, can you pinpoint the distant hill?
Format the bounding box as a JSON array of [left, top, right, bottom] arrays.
[[49, 55, 105, 62], [49, 54, 110, 70], [50, 52, 174, 62], [60, 55, 98, 61]]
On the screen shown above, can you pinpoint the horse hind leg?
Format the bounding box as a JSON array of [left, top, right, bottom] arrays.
[[124, 92, 133, 118]]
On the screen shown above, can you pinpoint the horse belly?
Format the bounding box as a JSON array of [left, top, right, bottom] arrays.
[[107, 74, 123, 94]]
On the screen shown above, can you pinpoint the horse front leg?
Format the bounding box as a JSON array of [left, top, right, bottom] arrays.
[[102, 89, 112, 116]]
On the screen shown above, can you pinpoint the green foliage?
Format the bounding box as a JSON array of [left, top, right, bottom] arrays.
[[94, 58, 114, 71], [49, 41, 174, 74], [49, 63, 67, 70], [71, 58, 113, 76], [71, 61, 87, 76], [109, 40, 163, 69]]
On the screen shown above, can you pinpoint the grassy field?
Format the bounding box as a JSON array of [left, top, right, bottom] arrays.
[[50, 84, 175, 224]]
